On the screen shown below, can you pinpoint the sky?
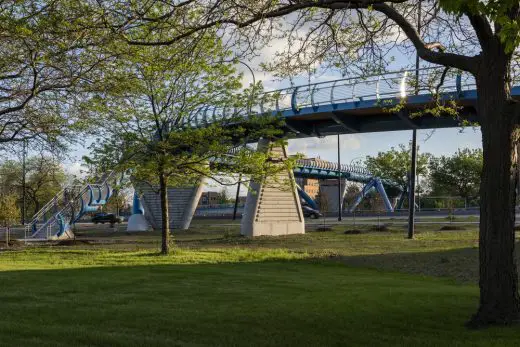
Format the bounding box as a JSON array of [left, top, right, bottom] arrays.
[[60, 32, 483, 194]]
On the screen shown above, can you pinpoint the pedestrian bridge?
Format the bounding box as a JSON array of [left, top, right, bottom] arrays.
[[183, 66, 493, 137]]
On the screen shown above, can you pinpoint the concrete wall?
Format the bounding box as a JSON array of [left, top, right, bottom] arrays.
[[241, 140, 305, 237], [135, 180, 205, 231]]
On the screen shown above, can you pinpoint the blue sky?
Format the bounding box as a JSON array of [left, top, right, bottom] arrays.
[[287, 127, 482, 165]]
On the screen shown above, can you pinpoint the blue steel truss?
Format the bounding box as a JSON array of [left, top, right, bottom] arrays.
[[293, 158, 398, 212]]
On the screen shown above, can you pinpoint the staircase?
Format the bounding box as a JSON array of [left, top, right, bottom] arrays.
[[27, 173, 114, 240]]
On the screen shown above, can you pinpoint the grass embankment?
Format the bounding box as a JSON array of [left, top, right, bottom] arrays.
[[1, 226, 519, 346]]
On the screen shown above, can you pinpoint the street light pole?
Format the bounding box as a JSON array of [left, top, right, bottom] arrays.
[[21, 139, 27, 225], [408, 132, 417, 239], [408, 0, 421, 239], [337, 133, 342, 221], [232, 174, 242, 221]]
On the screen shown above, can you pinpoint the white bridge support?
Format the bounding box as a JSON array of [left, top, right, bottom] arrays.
[[318, 179, 347, 213], [241, 139, 305, 237], [135, 179, 205, 231]]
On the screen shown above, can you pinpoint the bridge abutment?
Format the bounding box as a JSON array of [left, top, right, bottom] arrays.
[[241, 139, 305, 237]]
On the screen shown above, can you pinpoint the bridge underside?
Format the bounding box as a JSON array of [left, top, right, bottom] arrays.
[[282, 95, 478, 138]]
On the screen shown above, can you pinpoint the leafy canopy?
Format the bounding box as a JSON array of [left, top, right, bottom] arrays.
[[365, 144, 430, 191]]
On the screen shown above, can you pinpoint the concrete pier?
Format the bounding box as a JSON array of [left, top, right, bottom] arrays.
[[241, 139, 304, 237]]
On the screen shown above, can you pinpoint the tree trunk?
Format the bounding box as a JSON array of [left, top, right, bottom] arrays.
[[159, 168, 170, 255], [470, 47, 520, 326]]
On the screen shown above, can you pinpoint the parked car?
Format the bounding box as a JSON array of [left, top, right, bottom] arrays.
[[302, 205, 322, 219], [92, 213, 122, 224]]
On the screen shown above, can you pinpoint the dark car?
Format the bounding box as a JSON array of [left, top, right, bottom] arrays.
[[92, 213, 122, 224], [302, 205, 322, 219]]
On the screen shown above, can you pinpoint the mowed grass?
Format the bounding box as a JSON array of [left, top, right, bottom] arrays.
[[1, 226, 520, 346]]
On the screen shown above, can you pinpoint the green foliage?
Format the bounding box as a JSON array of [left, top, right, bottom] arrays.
[[365, 144, 430, 190], [0, 194, 20, 227], [0, 1, 114, 148], [0, 156, 67, 217], [216, 188, 231, 204], [429, 148, 483, 202], [439, 0, 520, 52]]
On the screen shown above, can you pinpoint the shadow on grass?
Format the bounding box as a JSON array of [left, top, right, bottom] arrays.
[[333, 247, 480, 283]]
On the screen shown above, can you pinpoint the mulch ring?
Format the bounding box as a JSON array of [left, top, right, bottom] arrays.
[[370, 225, 390, 232], [0, 239, 26, 250], [439, 225, 466, 231], [344, 229, 362, 235]]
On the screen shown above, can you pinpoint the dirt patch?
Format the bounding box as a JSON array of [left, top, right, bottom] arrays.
[[1, 240, 25, 249], [370, 225, 389, 232], [315, 226, 333, 232], [344, 229, 362, 235], [439, 225, 466, 231], [56, 239, 93, 246]]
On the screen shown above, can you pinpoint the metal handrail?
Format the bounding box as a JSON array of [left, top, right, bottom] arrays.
[[29, 171, 115, 238], [189, 66, 474, 127]]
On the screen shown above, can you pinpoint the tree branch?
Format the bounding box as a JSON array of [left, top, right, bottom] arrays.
[[465, 12, 494, 48], [372, 3, 478, 73]]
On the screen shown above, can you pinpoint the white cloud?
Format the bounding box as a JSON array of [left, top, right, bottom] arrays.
[[288, 134, 361, 157], [62, 161, 84, 178]]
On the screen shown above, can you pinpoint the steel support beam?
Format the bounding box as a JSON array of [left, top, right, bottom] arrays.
[[331, 112, 360, 133]]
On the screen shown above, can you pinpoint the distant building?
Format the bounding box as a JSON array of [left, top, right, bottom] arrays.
[[198, 191, 220, 206], [295, 177, 320, 200]]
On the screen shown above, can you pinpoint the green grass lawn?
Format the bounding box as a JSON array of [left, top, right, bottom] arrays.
[[1, 227, 519, 346]]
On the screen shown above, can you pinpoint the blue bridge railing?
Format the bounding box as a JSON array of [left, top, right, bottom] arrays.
[[182, 66, 477, 128]]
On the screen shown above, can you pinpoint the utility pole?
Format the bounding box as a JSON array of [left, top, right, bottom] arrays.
[[408, 0, 421, 239], [337, 133, 342, 221], [408, 132, 417, 239], [232, 174, 242, 221], [21, 139, 27, 225]]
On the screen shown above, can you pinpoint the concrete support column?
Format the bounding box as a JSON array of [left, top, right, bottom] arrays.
[[241, 139, 305, 237], [135, 178, 205, 231], [179, 178, 205, 230], [318, 179, 347, 213]]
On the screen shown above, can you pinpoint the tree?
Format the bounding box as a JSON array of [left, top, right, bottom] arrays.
[[0, 194, 20, 228], [365, 144, 430, 193], [0, 156, 67, 218], [429, 148, 483, 206], [216, 188, 231, 204], [83, 32, 285, 255], [0, 1, 116, 153], [89, 0, 520, 324]]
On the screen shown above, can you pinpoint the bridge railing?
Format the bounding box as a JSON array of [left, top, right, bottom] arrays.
[[187, 67, 477, 127], [295, 158, 371, 176]]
